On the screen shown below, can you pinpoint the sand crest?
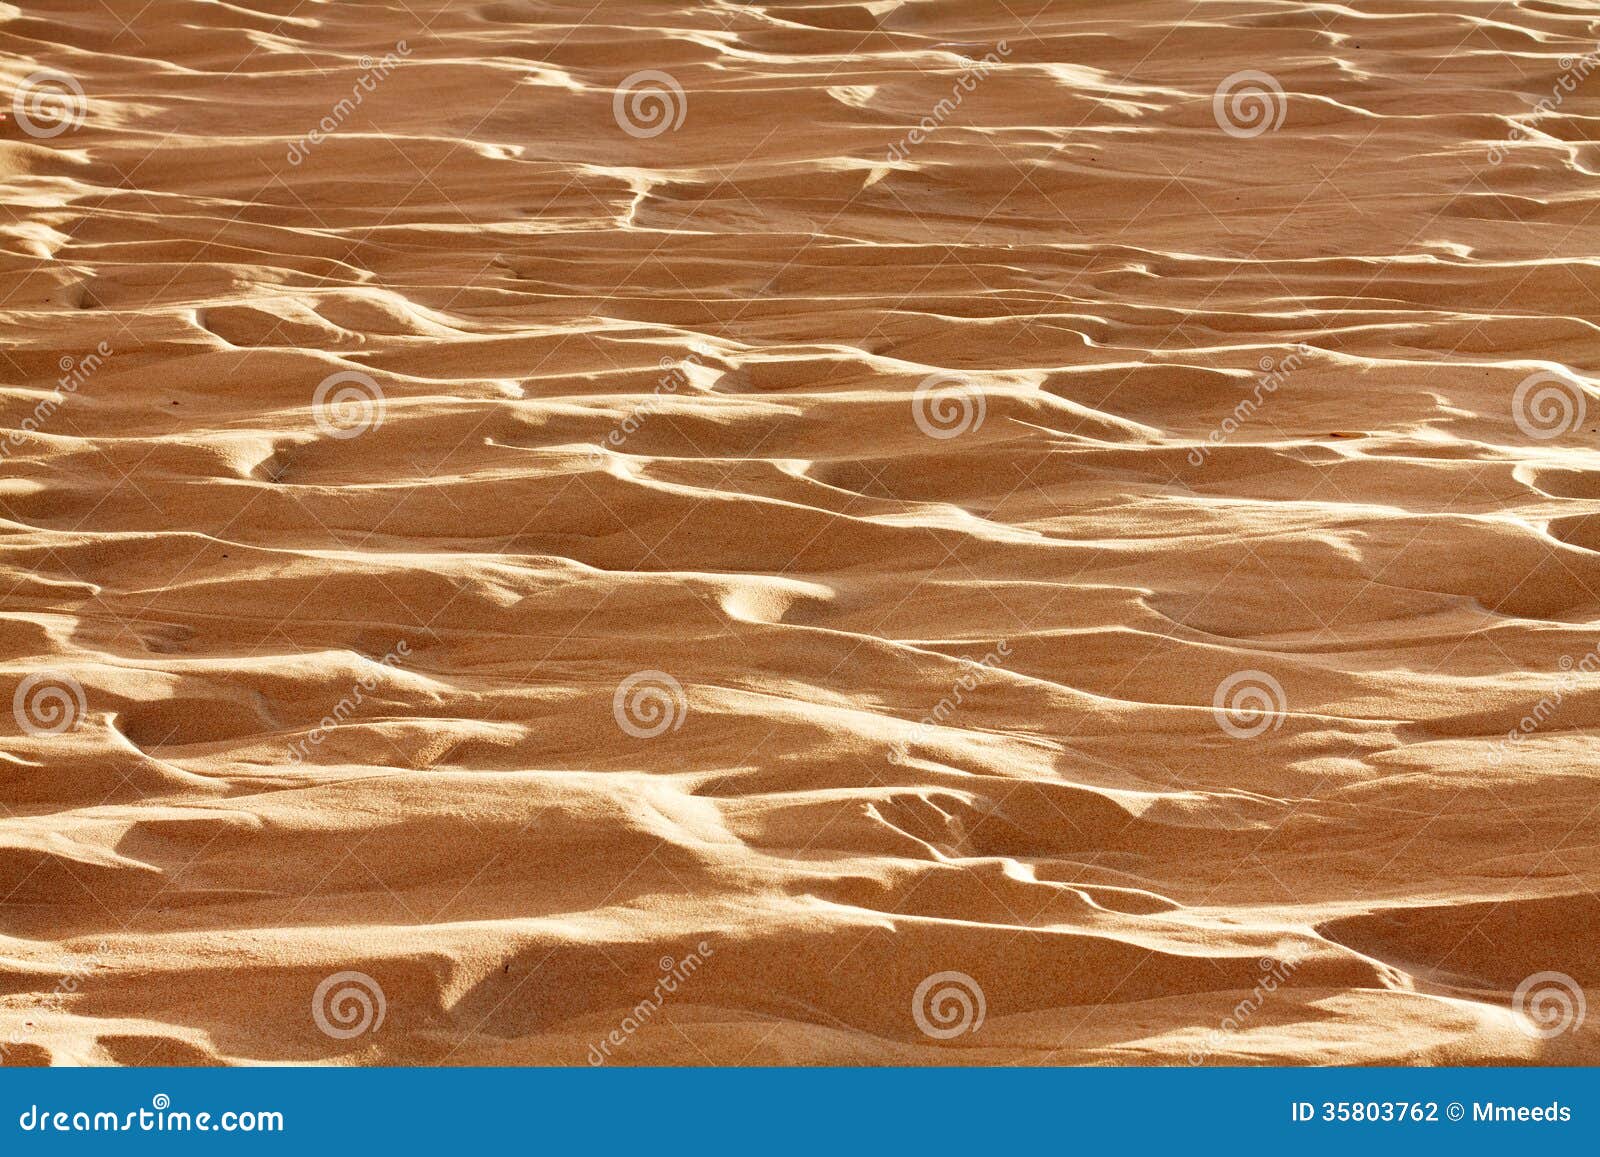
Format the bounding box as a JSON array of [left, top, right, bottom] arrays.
[[1, 0, 1597, 1065]]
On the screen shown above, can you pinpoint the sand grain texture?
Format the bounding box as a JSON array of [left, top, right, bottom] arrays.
[[1, 0, 1598, 1065]]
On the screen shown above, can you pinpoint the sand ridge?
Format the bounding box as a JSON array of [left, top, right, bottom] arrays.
[[0, 0, 1598, 1065]]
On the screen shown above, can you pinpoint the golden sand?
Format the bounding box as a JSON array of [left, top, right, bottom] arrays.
[[1, 0, 1596, 1065]]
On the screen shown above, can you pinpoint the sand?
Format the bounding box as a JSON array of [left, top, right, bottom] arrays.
[[1, 0, 1597, 1066]]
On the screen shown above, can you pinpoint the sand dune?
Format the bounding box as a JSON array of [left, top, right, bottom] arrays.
[[1, 0, 1597, 1065]]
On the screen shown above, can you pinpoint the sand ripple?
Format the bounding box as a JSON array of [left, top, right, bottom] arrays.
[[1, 0, 1597, 1065]]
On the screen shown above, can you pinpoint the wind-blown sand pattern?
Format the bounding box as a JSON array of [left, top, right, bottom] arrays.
[[2, 0, 1598, 1066]]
